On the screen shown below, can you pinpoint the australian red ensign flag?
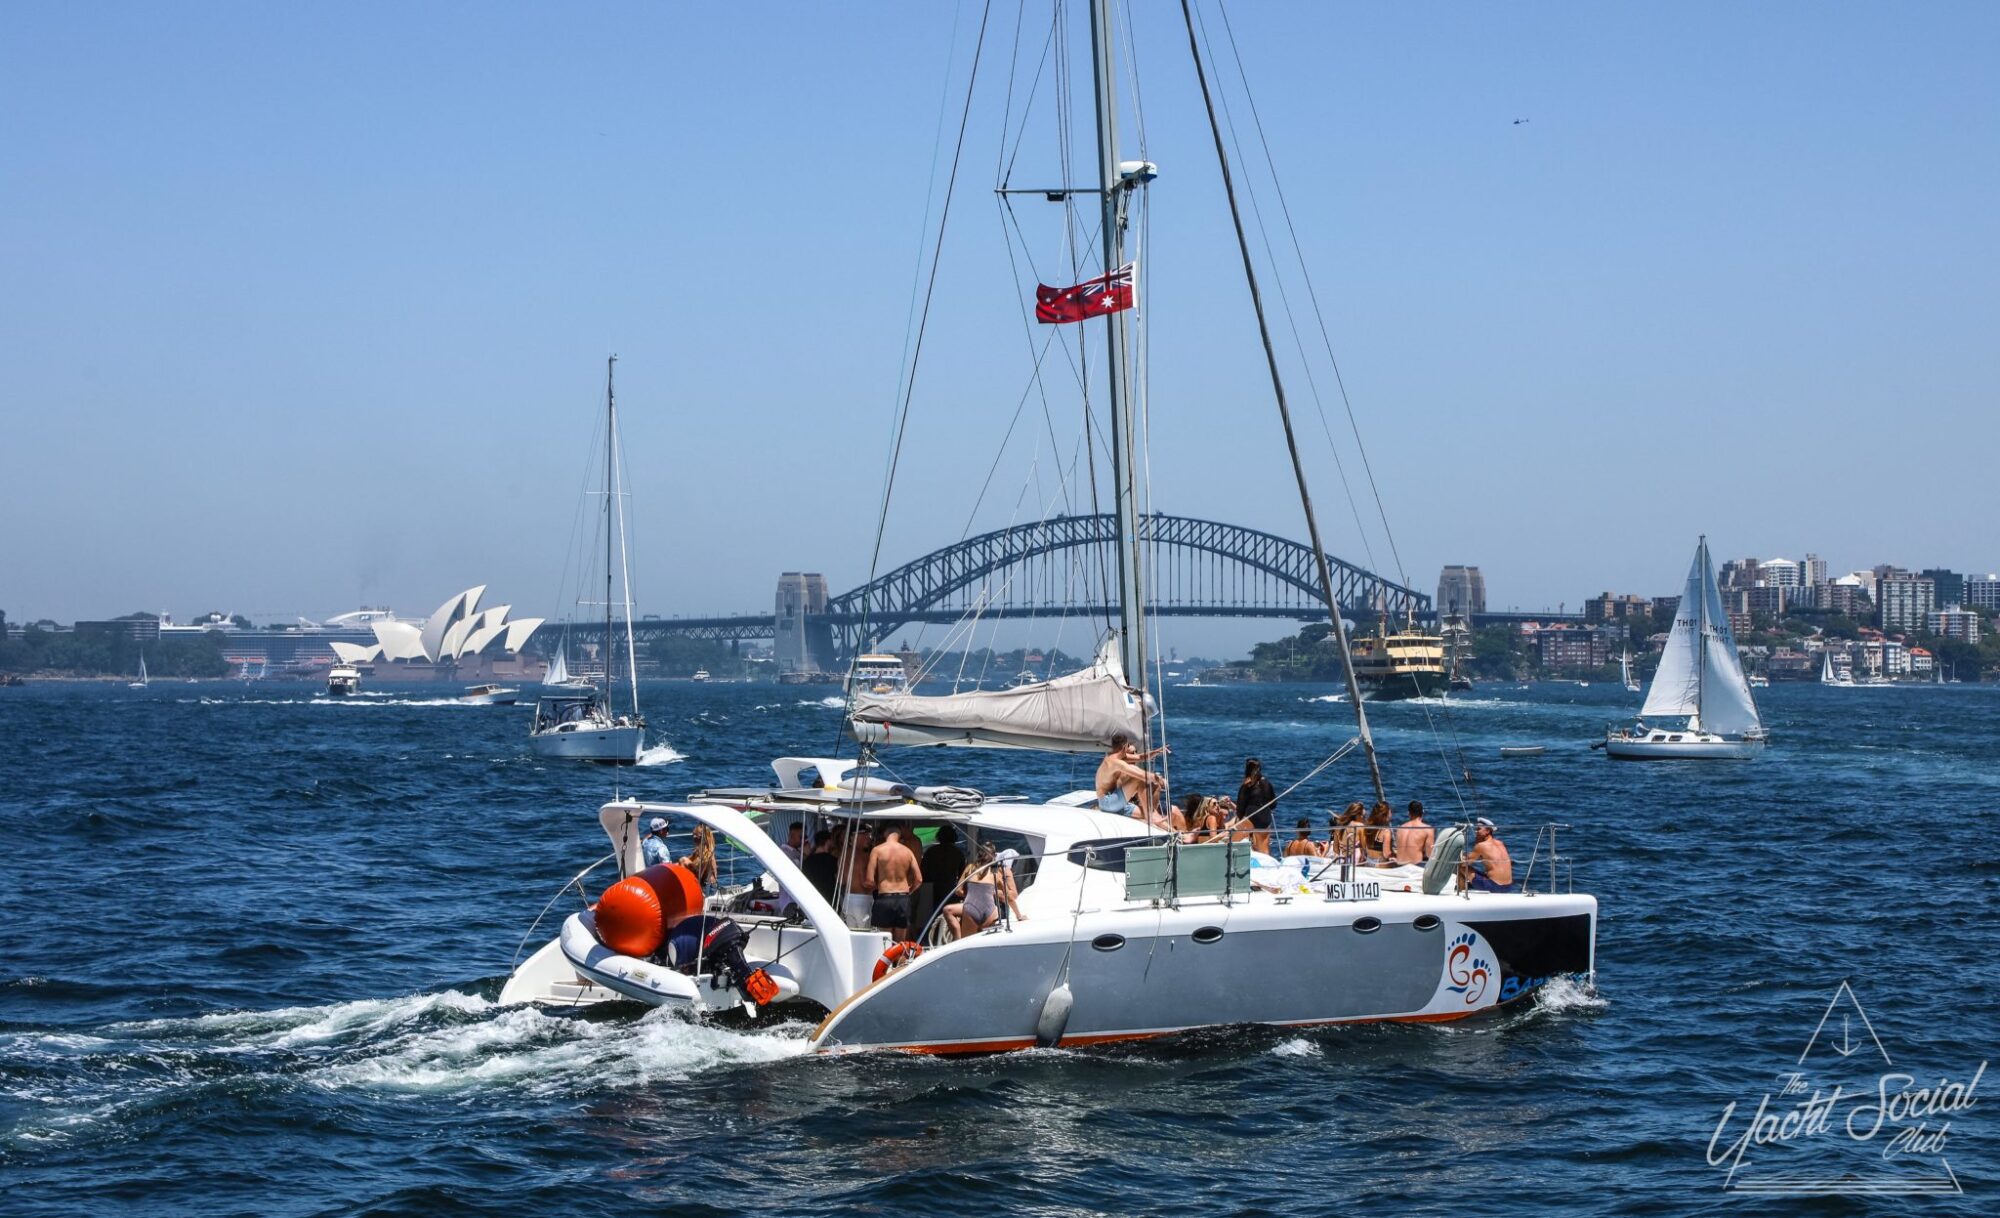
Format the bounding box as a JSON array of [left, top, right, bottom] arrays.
[[1035, 261, 1136, 324]]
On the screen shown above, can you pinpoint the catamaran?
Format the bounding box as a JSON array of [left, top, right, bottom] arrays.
[[1604, 537, 1766, 760], [529, 357, 646, 764], [502, 1, 1595, 1050]]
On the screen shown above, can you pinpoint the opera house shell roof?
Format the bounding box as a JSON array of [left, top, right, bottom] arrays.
[[326, 586, 542, 665]]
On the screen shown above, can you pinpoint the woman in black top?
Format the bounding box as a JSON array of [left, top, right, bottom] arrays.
[[1236, 758, 1277, 855]]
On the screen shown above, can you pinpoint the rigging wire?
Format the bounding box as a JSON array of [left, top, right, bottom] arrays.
[[849, 0, 997, 732]]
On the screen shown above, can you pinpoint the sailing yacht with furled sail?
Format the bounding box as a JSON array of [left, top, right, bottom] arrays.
[[502, 1, 1595, 1049], [1605, 537, 1766, 760], [529, 357, 646, 764]]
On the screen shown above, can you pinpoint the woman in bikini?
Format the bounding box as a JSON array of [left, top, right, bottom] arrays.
[[1363, 802, 1395, 866]]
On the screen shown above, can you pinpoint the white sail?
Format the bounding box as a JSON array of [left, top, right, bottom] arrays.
[[137, 654, 148, 685], [1695, 553, 1762, 736], [544, 646, 572, 686], [849, 637, 1146, 754], [1639, 551, 1705, 719]]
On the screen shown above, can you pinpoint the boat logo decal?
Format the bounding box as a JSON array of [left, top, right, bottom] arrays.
[[1444, 932, 1491, 1005]]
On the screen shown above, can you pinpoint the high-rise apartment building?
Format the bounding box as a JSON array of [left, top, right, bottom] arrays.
[[1965, 575, 2000, 611], [1436, 565, 1486, 617], [1759, 558, 1801, 588], [1803, 553, 1829, 587], [1928, 607, 1982, 644], [1878, 575, 1935, 634], [1921, 568, 1965, 609]]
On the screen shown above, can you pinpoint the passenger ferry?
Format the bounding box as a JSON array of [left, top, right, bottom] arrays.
[[846, 654, 910, 696], [1349, 622, 1448, 700]]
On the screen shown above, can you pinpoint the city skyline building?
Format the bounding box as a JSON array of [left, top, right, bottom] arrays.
[[1878, 575, 1936, 634]]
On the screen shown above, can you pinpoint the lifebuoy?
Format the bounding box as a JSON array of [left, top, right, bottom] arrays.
[[871, 941, 924, 982]]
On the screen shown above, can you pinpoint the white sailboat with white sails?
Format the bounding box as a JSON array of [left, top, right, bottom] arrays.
[[529, 357, 646, 764], [1820, 648, 1855, 687], [1605, 537, 1767, 760], [1619, 647, 1641, 693], [128, 653, 148, 690], [502, 2, 1595, 1049]]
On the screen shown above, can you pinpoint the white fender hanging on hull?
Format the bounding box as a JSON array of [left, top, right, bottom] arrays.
[[1035, 982, 1074, 1047]]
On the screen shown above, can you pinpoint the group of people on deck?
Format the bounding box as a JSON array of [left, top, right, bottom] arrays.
[[1093, 736, 1516, 893]]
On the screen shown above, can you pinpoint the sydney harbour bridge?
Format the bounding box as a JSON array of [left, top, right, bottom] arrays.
[[568, 513, 1430, 671]]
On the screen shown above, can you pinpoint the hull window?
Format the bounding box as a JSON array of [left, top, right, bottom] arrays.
[[1191, 926, 1225, 944], [1352, 916, 1382, 934], [1413, 914, 1443, 932], [1091, 934, 1126, 952]]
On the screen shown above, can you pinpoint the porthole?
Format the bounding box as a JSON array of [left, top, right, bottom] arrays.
[[1091, 933, 1126, 952], [1413, 914, 1442, 932], [1352, 916, 1382, 934], [1192, 926, 1225, 944]]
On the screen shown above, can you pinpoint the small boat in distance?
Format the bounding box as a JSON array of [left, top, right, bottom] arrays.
[[1820, 650, 1854, 687], [1500, 745, 1545, 759], [529, 356, 647, 764], [847, 654, 910, 696], [462, 684, 519, 706], [1605, 537, 1767, 760], [128, 653, 149, 690], [691, 669, 711, 683], [1620, 648, 1641, 693], [326, 662, 360, 697]]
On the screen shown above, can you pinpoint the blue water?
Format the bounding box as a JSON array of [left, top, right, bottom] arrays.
[[2, 680, 1995, 1214]]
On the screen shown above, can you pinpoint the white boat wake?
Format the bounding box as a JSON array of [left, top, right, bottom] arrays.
[[635, 743, 685, 767]]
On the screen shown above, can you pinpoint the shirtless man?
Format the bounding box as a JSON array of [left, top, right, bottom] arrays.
[[1458, 817, 1514, 892], [1392, 800, 1435, 865], [1095, 732, 1167, 827], [841, 826, 875, 929], [866, 822, 924, 941]]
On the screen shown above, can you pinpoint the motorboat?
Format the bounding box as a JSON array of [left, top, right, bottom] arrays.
[[500, 758, 1595, 1051], [1605, 537, 1766, 760], [1499, 745, 1545, 759], [691, 669, 712, 683], [326, 663, 361, 697], [528, 357, 649, 765], [462, 683, 519, 705]]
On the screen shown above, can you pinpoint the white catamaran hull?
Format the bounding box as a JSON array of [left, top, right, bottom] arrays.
[[529, 723, 644, 762], [811, 894, 1595, 1053]]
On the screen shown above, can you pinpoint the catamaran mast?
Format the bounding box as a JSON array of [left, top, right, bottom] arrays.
[[1088, 0, 1148, 699], [604, 355, 617, 703]]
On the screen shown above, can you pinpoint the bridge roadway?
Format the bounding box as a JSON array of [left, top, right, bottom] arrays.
[[624, 601, 1328, 644]]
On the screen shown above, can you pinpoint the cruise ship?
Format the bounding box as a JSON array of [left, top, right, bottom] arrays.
[[1349, 621, 1448, 700]]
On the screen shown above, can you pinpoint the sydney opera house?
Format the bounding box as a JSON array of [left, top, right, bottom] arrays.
[[327, 586, 544, 682]]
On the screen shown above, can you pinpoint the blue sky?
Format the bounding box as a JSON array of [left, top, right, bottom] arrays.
[[4, 3, 1994, 653]]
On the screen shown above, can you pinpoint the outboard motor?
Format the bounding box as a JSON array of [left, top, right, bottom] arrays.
[[665, 915, 779, 1007]]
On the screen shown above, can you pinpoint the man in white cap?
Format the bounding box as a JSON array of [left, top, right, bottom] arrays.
[[1458, 817, 1514, 892], [642, 816, 673, 867]]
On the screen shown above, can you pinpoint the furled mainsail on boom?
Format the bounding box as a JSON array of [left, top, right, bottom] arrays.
[[848, 638, 1146, 754]]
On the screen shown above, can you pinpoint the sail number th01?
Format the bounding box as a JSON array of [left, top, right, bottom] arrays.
[[1324, 880, 1381, 902]]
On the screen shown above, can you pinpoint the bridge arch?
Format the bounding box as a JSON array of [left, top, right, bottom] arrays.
[[821, 513, 1427, 656]]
